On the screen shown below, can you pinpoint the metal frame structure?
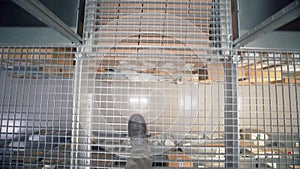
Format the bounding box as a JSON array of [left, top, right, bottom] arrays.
[[72, 0, 236, 168], [220, 0, 240, 167], [224, 56, 239, 168], [0, 0, 299, 169]]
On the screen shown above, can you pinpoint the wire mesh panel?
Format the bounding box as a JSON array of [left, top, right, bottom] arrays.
[[237, 49, 300, 169], [0, 46, 76, 168], [73, 0, 233, 168], [1, 1, 300, 169]]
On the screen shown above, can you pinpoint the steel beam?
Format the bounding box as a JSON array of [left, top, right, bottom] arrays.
[[12, 0, 82, 45], [233, 0, 300, 48]]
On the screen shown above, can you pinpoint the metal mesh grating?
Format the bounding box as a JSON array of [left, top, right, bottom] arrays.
[[73, 0, 233, 168], [1, 0, 299, 169], [237, 49, 300, 169], [0, 46, 76, 168]]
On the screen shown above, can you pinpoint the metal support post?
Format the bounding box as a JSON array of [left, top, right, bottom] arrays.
[[224, 55, 239, 169], [72, 58, 92, 168]]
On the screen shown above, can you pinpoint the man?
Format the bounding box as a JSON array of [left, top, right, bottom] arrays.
[[125, 114, 153, 169]]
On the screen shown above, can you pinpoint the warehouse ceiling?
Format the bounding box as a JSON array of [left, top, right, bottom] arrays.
[[237, 0, 300, 49], [0, 0, 299, 48], [0, 0, 81, 44], [0, 1, 78, 27], [0, 1, 45, 26]]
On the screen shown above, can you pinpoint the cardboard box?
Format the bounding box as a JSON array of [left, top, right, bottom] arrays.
[[289, 165, 300, 169], [246, 67, 282, 83], [167, 154, 193, 168], [240, 128, 269, 140], [253, 140, 265, 146]]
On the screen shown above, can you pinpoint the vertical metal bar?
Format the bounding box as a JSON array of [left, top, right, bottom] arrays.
[[266, 51, 275, 168], [0, 47, 8, 166], [260, 51, 267, 166], [286, 51, 296, 167], [83, 0, 97, 42], [246, 51, 253, 168], [72, 54, 82, 168], [224, 55, 239, 169], [7, 47, 16, 167], [220, 0, 239, 167], [78, 0, 108, 167], [211, 0, 221, 49], [293, 52, 300, 166], [279, 52, 287, 168], [72, 55, 92, 168]]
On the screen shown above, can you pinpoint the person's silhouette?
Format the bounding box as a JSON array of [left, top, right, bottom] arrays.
[[125, 114, 153, 169]]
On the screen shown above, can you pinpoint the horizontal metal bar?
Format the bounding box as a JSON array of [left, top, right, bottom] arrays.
[[233, 0, 300, 48], [12, 0, 82, 45]]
